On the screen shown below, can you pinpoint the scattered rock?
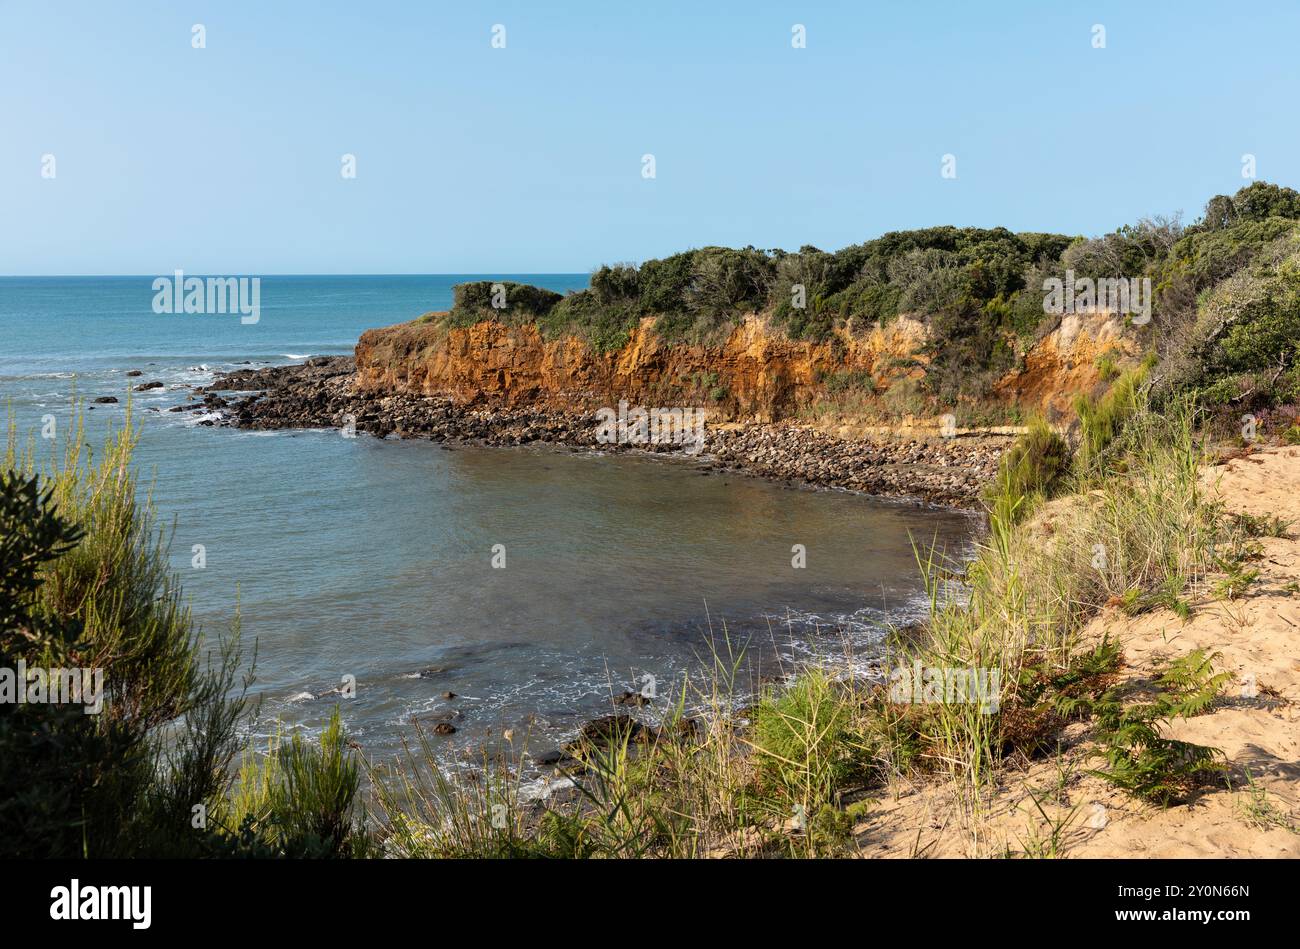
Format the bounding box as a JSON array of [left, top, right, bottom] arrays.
[[657, 717, 704, 741], [93, 396, 118, 404], [133, 381, 164, 391], [433, 722, 456, 736], [571, 714, 651, 749], [201, 358, 1009, 506], [532, 749, 577, 767]]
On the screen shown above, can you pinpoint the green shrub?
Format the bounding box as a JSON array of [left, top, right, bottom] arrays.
[[649, 246, 775, 343], [1, 414, 366, 858], [590, 263, 640, 303], [922, 298, 1018, 401], [982, 419, 1072, 524], [821, 370, 876, 395], [637, 251, 697, 315], [1090, 651, 1228, 806], [0, 420, 250, 856], [447, 280, 563, 327], [539, 290, 640, 353], [1153, 226, 1300, 413], [880, 376, 928, 418], [1169, 217, 1296, 291], [1096, 351, 1122, 381], [1061, 217, 1183, 282], [752, 671, 863, 813], [1196, 181, 1300, 233], [1075, 356, 1156, 475], [223, 708, 366, 858]]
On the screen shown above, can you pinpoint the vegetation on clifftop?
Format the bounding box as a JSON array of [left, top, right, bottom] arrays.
[[434, 182, 1300, 429]]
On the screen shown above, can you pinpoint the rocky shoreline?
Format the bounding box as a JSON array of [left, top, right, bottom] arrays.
[[193, 356, 1008, 508]]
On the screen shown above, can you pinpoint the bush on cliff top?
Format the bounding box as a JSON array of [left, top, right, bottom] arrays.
[[1153, 223, 1300, 415], [447, 281, 564, 328], [436, 182, 1300, 412], [539, 289, 641, 354]]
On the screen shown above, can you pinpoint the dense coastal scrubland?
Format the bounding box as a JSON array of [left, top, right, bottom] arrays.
[[6, 182, 1300, 857]]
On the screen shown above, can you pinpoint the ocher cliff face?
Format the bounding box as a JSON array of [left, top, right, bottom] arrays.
[[354, 311, 1137, 423], [992, 312, 1137, 418]]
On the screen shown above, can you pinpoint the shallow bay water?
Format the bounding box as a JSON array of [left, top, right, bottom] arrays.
[[0, 276, 977, 764]]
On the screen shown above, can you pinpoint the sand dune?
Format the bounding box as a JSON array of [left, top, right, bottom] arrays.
[[854, 445, 1300, 858]]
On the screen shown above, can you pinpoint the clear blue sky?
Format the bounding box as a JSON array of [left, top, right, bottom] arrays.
[[3, 0, 1297, 275]]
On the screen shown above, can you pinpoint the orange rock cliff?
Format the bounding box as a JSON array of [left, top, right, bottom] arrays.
[[353, 311, 1140, 425]]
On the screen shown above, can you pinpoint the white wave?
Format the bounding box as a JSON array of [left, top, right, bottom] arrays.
[[183, 411, 223, 426], [519, 775, 575, 803]]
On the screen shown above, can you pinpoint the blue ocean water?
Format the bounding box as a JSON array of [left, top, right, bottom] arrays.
[[0, 275, 975, 765]]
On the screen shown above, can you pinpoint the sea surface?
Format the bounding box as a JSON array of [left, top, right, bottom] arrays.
[[0, 275, 977, 771]]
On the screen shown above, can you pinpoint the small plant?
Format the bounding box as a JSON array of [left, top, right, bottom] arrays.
[[1074, 357, 1156, 475], [1014, 786, 1082, 859], [1095, 351, 1122, 382], [224, 708, 367, 857], [1022, 638, 1125, 723], [1168, 596, 1192, 621], [821, 369, 876, 396], [1228, 511, 1291, 539], [997, 641, 1124, 765], [1156, 650, 1234, 714], [1117, 587, 1144, 615], [1235, 770, 1298, 833], [1090, 651, 1229, 806], [1213, 560, 1259, 600], [1114, 578, 1193, 620]]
